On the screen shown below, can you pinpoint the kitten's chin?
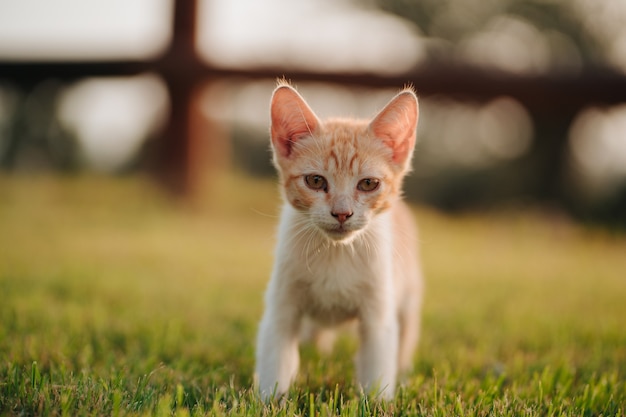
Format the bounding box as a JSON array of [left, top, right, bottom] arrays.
[[321, 226, 359, 243]]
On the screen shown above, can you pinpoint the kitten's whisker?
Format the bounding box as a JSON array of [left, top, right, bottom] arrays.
[[303, 229, 317, 273], [249, 207, 279, 219]]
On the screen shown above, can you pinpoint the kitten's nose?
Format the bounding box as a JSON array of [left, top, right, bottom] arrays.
[[331, 211, 353, 224]]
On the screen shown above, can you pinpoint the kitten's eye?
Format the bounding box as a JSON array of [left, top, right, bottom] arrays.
[[357, 178, 380, 192], [305, 174, 328, 191]]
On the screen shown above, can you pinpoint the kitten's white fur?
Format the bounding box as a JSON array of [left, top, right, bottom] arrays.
[[255, 83, 423, 400]]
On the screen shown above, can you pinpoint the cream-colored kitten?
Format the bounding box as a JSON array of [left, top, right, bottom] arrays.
[[255, 82, 423, 400]]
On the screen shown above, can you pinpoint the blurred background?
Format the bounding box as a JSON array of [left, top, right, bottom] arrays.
[[1, 0, 626, 227]]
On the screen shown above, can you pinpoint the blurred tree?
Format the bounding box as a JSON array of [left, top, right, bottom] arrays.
[[374, 0, 620, 72], [0, 82, 80, 172]]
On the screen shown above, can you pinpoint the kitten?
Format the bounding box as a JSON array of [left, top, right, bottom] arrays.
[[255, 81, 423, 400]]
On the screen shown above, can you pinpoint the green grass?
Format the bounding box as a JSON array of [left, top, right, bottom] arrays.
[[1, 172, 625, 416]]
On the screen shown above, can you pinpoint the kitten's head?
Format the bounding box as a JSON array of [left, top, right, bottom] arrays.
[[270, 81, 419, 243]]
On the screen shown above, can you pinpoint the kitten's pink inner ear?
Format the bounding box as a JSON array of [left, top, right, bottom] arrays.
[[270, 86, 319, 158], [369, 91, 419, 165]]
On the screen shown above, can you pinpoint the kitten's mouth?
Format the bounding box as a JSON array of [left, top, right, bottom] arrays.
[[324, 225, 356, 241]]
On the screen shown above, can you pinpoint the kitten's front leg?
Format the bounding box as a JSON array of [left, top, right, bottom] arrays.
[[255, 303, 300, 401], [356, 310, 399, 400]]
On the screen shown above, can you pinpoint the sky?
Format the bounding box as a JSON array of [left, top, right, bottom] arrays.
[[0, 0, 171, 60], [0, 0, 423, 74]]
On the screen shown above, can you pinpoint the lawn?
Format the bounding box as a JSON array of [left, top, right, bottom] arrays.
[[0, 173, 624, 416]]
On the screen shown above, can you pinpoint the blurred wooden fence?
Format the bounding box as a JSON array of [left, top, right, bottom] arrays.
[[1, 0, 626, 205]]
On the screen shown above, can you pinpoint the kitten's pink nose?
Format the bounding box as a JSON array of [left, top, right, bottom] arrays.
[[331, 211, 353, 224]]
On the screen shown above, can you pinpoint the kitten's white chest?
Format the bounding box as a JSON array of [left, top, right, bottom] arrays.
[[296, 244, 374, 324]]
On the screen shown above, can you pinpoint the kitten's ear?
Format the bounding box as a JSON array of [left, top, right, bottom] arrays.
[[369, 89, 419, 169], [270, 84, 320, 158]]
